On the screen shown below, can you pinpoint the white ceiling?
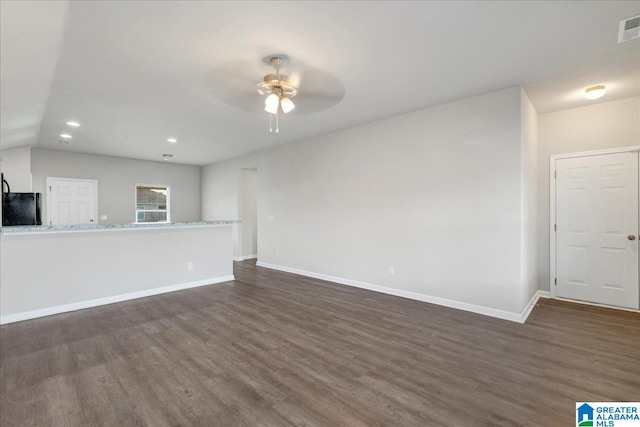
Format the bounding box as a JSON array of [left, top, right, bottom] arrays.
[[0, 1, 68, 149], [1, 1, 639, 165]]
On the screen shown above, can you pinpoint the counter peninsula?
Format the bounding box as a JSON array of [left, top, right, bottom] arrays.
[[0, 221, 238, 324]]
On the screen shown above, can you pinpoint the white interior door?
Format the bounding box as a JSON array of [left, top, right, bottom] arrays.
[[47, 177, 98, 225], [555, 151, 639, 309]]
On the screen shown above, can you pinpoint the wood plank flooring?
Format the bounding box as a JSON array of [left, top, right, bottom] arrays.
[[1, 259, 639, 426]]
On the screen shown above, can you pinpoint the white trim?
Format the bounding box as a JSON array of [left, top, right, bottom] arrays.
[[233, 254, 258, 261], [256, 261, 546, 323], [554, 296, 640, 314], [521, 290, 551, 322], [46, 177, 99, 226], [135, 183, 170, 224], [550, 146, 640, 160], [549, 146, 640, 302], [0, 275, 235, 325], [549, 154, 557, 298]]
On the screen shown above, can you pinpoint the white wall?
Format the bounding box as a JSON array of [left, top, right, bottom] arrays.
[[537, 97, 640, 291], [520, 88, 538, 308], [238, 169, 257, 257], [0, 146, 31, 191], [0, 225, 233, 322], [201, 153, 260, 258], [203, 86, 536, 316], [201, 154, 257, 220], [31, 148, 201, 224]]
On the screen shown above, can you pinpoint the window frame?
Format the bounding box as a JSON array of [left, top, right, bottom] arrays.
[[134, 183, 171, 224]]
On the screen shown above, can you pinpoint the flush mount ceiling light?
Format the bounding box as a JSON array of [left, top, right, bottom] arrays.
[[584, 85, 606, 100], [66, 121, 80, 127], [60, 133, 72, 139], [167, 138, 177, 143], [256, 57, 297, 134]]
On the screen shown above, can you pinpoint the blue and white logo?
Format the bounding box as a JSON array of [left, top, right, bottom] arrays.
[[576, 402, 640, 427], [577, 403, 595, 426]]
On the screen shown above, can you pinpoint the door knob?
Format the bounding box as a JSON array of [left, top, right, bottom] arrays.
[[629, 235, 637, 241]]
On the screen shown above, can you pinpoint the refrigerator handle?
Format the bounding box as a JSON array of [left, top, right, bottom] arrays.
[[2, 174, 10, 194]]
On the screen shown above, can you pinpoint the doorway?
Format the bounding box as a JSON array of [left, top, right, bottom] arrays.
[[235, 169, 257, 261], [46, 177, 98, 225], [551, 148, 639, 309]]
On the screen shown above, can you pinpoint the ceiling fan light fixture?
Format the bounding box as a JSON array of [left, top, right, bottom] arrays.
[[584, 85, 606, 100], [264, 104, 278, 115], [257, 56, 298, 132], [265, 93, 280, 114], [280, 97, 295, 113]]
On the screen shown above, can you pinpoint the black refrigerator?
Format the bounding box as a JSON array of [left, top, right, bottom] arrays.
[[2, 174, 42, 226]]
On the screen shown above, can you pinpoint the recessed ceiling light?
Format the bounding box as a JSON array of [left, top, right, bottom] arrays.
[[584, 85, 606, 100], [162, 154, 173, 161], [66, 121, 80, 127], [167, 138, 177, 143], [60, 133, 72, 139]]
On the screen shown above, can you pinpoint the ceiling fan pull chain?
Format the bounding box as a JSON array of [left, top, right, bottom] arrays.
[[275, 110, 280, 134], [269, 113, 273, 133]]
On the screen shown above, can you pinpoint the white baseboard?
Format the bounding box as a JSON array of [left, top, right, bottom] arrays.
[[0, 275, 235, 325], [520, 290, 551, 323], [256, 261, 546, 323], [233, 254, 258, 262]]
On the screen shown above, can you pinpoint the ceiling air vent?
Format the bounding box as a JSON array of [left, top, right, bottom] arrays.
[[618, 15, 640, 43]]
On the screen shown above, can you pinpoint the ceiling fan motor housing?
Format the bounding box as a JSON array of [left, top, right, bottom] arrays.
[[259, 74, 297, 98]]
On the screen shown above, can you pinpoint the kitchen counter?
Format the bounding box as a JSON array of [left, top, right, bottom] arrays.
[[1, 220, 239, 235]]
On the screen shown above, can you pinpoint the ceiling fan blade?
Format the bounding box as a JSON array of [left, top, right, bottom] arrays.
[[220, 94, 265, 112], [293, 92, 345, 114], [205, 61, 263, 111], [288, 63, 345, 114], [205, 58, 346, 114], [296, 69, 342, 92]]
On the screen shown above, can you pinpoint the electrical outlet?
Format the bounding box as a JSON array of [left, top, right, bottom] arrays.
[[388, 266, 395, 275], [100, 214, 107, 221], [187, 262, 193, 270]]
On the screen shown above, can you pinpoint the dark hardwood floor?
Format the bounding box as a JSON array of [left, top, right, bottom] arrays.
[[1, 260, 638, 426]]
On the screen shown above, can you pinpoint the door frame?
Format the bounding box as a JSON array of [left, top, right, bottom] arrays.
[[549, 146, 640, 302], [46, 177, 99, 226]]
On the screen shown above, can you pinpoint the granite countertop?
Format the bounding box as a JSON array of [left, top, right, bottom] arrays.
[[1, 220, 240, 235]]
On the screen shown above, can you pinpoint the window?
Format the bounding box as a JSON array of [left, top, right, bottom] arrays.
[[135, 184, 170, 223]]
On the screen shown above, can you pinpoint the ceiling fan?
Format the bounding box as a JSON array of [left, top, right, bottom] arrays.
[[257, 57, 296, 133], [205, 55, 346, 134]]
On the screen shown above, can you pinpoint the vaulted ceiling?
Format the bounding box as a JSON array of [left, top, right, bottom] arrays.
[[1, 1, 639, 165]]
